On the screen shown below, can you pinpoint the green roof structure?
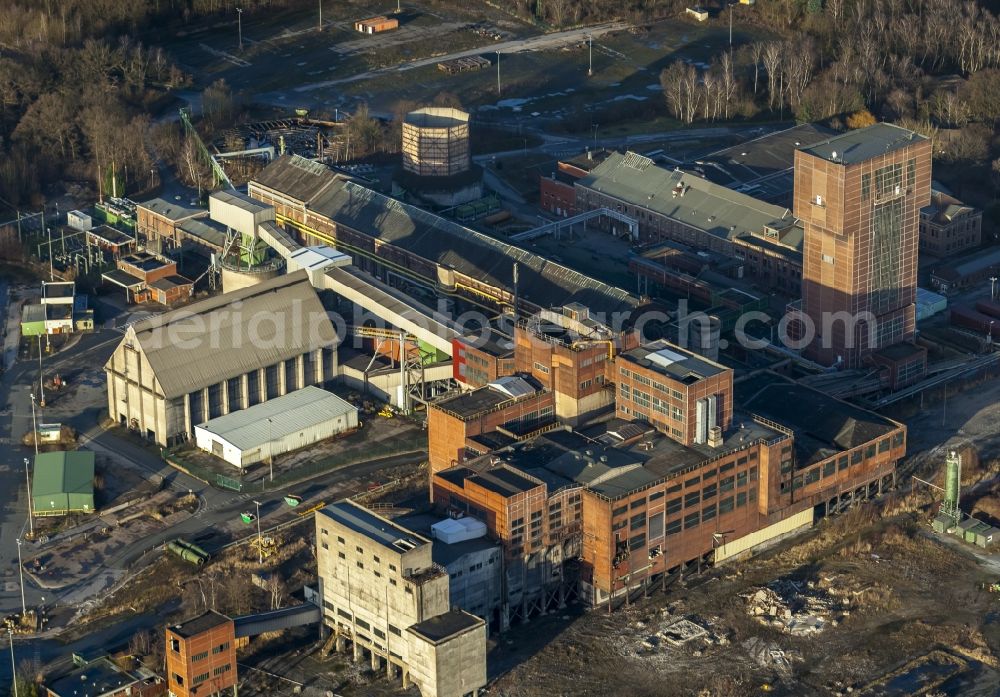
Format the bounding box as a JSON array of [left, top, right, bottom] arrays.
[[32, 451, 95, 516]]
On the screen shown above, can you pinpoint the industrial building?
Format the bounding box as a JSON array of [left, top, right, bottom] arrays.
[[514, 304, 639, 424], [685, 123, 836, 206], [86, 224, 136, 257], [428, 298, 907, 614], [395, 512, 504, 631], [104, 271, 338, 446], [397, 107, 481, 206], [102, 252, 193, 305], [539, 149, 613, 217], [43, 655, 165, 697], [315, 501, 487, 697], [930, 245, 1000, 294], [193, 385, 358, 468], [354, 15, 398, 33], [135, 198, 208, 252], [919, 188, 982, 257], [427, 376, 555, 477], [32, 450, 95, 517], [247, 154, 639, 318], [575, 151, 796, 257], [20, 281, 92, 336], [452, 320, 516, 388], [165, 611, 238, 697], [794, 123, 931, 367], [432, 367, 905, 611]]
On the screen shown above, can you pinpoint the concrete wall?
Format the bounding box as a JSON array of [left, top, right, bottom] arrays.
[[315, 510, 449, 652], [406, 622, 487, 697], [106, 331, 336, 446]]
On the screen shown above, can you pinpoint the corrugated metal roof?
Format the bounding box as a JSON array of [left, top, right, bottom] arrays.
[[195, 385, 356, 451], [33, 451, 94, 497], [579, 151, 794, 242], [250, 154, 339, 205], [310, 179, 638, 315], [116, 271, 337, 398], [249, 157, 637, 315]]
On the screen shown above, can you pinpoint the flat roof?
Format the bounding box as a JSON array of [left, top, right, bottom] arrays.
[[467, 465, 544, 497], [407, 609, 483, 644], [169, 610, 232, 639], [799, 123, 926, 165], [691, 123, 836, 188], [211, 189, 273, 215], [404, 107, 469, 129], [621, 339, 729, 382], [196, 386, 356, 451], [459, 325, 515, 358], [42, 281, 75, 298], [102, 268, 145, 289], [736, 371, 901, 466], [319, 500, 429, 552], [121, 252, 173, 272], [432, 377, 543, 420], [45, 657, 145, 697], [88, 225, 135, 246], [149, 275, 194, 292], [454, 415, 784, 500], [578, 151, 794, 241], [932, 245, 1000, 280], [138, 197, 205, 222]]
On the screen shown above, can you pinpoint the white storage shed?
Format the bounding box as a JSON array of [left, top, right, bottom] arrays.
[[194, 386, 358, 469]]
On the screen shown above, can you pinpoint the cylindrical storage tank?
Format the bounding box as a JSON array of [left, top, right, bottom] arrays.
[[944, 450, 961, 511], [221, 257, 285, 293], [688, 314, 721, 361], [402, 107, 470, 177]]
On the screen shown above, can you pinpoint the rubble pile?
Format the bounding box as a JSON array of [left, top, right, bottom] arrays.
[[623, 606, 731, 660], [743, 577, 854, 636]]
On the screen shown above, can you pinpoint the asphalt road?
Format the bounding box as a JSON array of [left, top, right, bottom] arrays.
[[291, 20, 629, 93]]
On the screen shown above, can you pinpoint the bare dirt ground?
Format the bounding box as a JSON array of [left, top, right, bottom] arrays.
[[486, 505, 1000, 697]]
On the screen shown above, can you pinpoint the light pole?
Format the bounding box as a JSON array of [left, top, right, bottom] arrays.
[[253, 500, 263, 564], [37, 339, 45, 407], [23, 459, 34, 538], [729, 3, 733, 47], [991, 276, 997, 302], [496, 51, 501, 97], [990, 320, 995, 344], [8, 628, 17, 697], [267, 418, 274, 483], [236, 8, 243, 51], [318, 0, 322, 31], [47, 227, 53, 281], [15, 538, 26, 619], [588, 35, 593, 76], [592, 123, 599, 149], [29, 394, 39, 457]]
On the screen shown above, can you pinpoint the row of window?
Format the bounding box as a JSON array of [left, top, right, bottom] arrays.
[[619, 368, 684, 400], [783, 433, 902, 492], [611, 461, 759, 520]]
